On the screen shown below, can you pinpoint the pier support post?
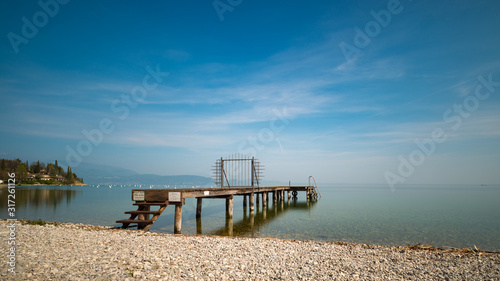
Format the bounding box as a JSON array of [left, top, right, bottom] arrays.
[[280, 190, 284, 201], [243, 195, 247, 208], [273, 191, 277, 204], [226, 195, 233, 218], [196, 198, 202, 218], [250, 193, 254, 212], [174, 204, 182, 234], [262, 192, 267, 207], [256, 192, 260, 207], [196, 217, 202, 235], [288, 190, 291, 199]]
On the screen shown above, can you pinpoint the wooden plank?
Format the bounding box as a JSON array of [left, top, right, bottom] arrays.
[[125, 211, 160, 215], [132, 189, 168, 202], [116, 219, 152, 224], [133, 202, 168, 206], [130, 186, 310, 202]]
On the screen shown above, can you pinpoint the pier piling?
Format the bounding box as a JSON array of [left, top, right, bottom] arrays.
[[196, 198, 202, 218], [226, 195, 233, 218], [250, 193, 255, 212]]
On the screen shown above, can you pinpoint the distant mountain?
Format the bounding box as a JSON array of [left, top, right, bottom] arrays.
[[74, 163, 212, 186], [89, 174, 213, 186], [75, 162, 139, 179]]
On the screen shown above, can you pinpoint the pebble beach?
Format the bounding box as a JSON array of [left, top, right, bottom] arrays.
[[1, 220, 499, 280]]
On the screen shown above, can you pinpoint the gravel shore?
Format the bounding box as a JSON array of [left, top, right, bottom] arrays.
[[1, 220, 499, 280]]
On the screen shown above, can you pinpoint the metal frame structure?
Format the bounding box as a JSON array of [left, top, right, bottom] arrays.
[[212, 154, 264, 188]]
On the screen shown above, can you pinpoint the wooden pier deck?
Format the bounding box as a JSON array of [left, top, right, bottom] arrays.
[[117, 185, 320, 233]]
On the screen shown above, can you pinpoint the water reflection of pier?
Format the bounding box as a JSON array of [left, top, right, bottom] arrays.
[[208, 198, 318, 237]]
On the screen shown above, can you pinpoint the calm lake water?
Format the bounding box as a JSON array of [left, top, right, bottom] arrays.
[[1, 184, 499, 252]]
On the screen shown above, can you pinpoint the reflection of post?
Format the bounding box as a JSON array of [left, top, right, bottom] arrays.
[[226, 195, 233, 218], [196, 198, 202, 218], [250, 193, 254, 212], [288, 190, 290, 199], [281, 190, 284, 201], [226, 216, 233, 236], [250, 210, 255, 231], [262, 205, 267, 220], [262, 192, 267, 207], [174, 204, 182, 234], [196, 217, 202, 235]]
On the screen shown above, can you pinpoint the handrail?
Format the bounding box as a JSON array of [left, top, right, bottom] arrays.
[[308, 176, 321, 198]]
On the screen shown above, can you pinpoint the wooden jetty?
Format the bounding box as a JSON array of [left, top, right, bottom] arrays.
[[116, 185, 319, 232], [117, 156, 320, 233]]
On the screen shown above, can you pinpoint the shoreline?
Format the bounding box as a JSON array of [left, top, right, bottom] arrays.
[[1, 220, 499, 280], [0, 182, 86, 188]]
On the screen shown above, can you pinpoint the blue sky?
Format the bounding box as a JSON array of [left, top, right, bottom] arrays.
[[1, 0, 499, 187]]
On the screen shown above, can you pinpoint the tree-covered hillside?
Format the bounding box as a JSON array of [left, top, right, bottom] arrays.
[[0, 159, 83, 185]]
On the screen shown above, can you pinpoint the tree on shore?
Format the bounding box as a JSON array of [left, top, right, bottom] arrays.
[[15, 164, 28, 181], [66, 166, 75, 184]]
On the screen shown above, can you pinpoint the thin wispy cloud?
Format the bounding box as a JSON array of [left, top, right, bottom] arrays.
[[1, 0, 499, 184]]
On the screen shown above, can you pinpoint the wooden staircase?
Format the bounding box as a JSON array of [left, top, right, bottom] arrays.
[[116, 200, 169, 231]]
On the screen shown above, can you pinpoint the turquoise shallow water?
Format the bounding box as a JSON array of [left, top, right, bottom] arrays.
[[1, 184, 499, 252]]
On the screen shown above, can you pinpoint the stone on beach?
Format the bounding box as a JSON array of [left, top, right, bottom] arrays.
[[0, 220, 499, 280]]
